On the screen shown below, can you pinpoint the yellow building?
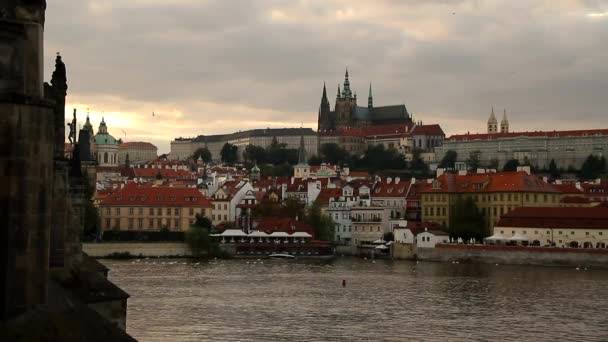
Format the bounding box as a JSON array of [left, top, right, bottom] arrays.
[[421, 170, 560, 230], [99, 184, 211, 231]]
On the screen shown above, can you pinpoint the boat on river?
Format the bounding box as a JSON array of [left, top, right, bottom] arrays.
[[268, 253, 295, 259]]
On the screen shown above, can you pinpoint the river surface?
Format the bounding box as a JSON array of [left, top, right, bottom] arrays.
[[103, 258, 608, 342]]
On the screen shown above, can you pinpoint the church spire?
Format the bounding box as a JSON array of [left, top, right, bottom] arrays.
[[500, 108, 509, 133], [487, 106, 498, 133], [342, 67, 352, 98], [337, 84, 341, 98], [368, 82, 373, 108]]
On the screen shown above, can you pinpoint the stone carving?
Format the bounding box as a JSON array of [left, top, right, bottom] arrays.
[[67, 109, 77, 144]]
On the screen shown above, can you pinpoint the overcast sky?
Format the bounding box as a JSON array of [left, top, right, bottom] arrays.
[[44, 0, 608, 153]]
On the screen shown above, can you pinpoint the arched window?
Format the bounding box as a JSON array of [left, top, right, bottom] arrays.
[[104, 152, 108, 163]]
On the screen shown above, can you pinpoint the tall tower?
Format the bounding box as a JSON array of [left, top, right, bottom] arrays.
[[317, 83, 331, 131], [487, 107, 498, 134], [368, 83, 373, 109], [335, 68, 357, 130], [500, 109, 509, 133]]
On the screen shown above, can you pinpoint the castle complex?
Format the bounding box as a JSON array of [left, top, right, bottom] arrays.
[[317, 69, 412, 132]]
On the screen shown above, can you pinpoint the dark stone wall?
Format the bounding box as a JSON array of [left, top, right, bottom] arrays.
[[0, 98, 55, 319]]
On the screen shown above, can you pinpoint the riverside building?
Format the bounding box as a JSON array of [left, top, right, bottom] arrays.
[[494, 206, 608, 248], [421, 168, 560, 230], [99, 184, 212, 232]]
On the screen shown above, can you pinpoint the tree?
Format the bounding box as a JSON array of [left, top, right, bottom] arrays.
[[438, 150, 457, 169], [319, 143, 350, 165], [449, 196, 485, 241], [192, 147, 212, 163], [466, 150, 482, 171], [352, 145, 407, 172], [503, 159, 520, 172], [487, 158, 499, 170], [410, 149, 429, 176], [579, 154, 606, 180], [305, 200, 335, 242], [265, 137, 298, 166], [186, 214, 220, 257], [548, 159, 560, 179], [220, 143, 238, 165], [308, 154, 322, 166], [243, 144, 266, 164]]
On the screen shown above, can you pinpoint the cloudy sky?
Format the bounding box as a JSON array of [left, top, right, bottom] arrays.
[[44, 0, 608, 153]]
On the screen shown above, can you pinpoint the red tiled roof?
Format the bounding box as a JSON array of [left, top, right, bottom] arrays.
[[118, 141, 157, 150], [372, 178, 411, 197], [496, 206, 608, 229], [410, 124, 445, 136], [422, 171, 559, 193], [362, 123, 413, 138], [448, 129, 608, 141], [552, 183, 583, 194], [347, 171, 369, 178], [316, 188, 342, 205], [100, 183, 211, 207]]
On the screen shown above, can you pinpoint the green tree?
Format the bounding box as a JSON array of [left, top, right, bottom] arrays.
[[449, 196, 485, 241], [410, 149, 429, 176], [220, 143, 238, 165], [438, 150, 457, 169], [308, 154, 322, 166], [466, 150, 482, 171], [548, 159, 560, 179], [352, 145, 407, 172], [243, 144, 266, 164], [186, 214, 220, 257], [319, 143, 350, 165], [503, 159, 520, 172], [192, 147, 212, 163], [579, 154, 606, 180], [487, 158, 499, 170], [305, 200, 335, 241]]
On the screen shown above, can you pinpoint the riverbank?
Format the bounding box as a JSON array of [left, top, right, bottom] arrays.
[[84, 242, 192, 258], [417, 244, 608, 268]]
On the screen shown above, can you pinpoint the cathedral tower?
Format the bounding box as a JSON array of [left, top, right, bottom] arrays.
[[487, 107, 498, 134], [500, 109, 509, 133], [317, 83, 332, 131], [334, 68, 357, 130]]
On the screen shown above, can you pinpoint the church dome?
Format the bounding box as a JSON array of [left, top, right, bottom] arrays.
[[93, 117, 118, 145]]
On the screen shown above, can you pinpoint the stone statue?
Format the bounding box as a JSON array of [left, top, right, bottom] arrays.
[[67, 109, 77, 144]]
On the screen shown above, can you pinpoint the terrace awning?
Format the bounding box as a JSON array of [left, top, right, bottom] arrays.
[[214, 229, 248, 237], [291, 232, 313, 238], [248, 231, 269, 237], [509, 233, 529, 241], [269, 232, 291, 238], [484, 233, 508, 241]]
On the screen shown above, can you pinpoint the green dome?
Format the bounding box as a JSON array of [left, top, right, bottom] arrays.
[[94, 133, 118, 145]]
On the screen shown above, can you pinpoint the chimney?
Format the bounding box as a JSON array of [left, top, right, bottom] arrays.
[[542, 176, 548, 183], [395, 177, 400, 184], [387, 177, 392, 184], [436, 168, 445, 178], [575, 182, 582, 191]]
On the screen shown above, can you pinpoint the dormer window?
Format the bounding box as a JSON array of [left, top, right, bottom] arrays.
[[129, 196, 136, 201]]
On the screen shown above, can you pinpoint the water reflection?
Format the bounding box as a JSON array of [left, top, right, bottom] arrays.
[[103, 258, 608, 342]]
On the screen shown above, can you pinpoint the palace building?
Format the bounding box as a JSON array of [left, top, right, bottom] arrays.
[[435, 108, 608, 170]]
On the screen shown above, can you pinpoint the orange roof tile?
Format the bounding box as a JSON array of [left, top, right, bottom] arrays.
[[422, 171, 559, 193]]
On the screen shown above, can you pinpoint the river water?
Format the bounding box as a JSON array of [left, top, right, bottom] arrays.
[[103, 258, 608, 342]]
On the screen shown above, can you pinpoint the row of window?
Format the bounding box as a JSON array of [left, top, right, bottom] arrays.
[[499, 230, 604, 236], [105, 218, 186, 230], [105, 207, 197, 216], [213, 203, 229, 210], [212, 214, 228, 222], [423, 193, 558, 203]]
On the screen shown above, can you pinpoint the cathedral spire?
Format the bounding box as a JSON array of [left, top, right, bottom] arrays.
[[342, 67, 352, 98], [337, 84, 341, 98], [368, 82, 373, 108]]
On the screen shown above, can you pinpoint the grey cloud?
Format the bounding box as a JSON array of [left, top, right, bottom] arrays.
[[45, 0, 608, 151]]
